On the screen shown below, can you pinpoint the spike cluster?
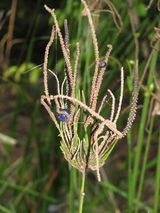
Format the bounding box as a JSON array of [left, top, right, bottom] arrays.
[[41, 0, 138, 181]]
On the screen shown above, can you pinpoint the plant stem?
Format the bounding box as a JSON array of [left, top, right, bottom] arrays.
[[78, 171, 86, 213], [131, 45, 158, 207], [153, 129, 160, 213], [69, 167, 76, 213], [135, 115, 155, 213], [127, 131, 132, 213]]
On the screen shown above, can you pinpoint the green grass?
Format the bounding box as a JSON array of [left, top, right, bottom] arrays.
[[0, 0, 160, 212], [153, 129, 160, 213], [130, 44, 159, 212]]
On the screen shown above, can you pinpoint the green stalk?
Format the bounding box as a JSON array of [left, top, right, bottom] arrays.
[[135, 115, 155, 213], [127, 131, 132, 213], [66, 0, 73, 16], [131, 46, 158, 208], [78, 172, 86, 213], [83, 28, 92, 95], [153, 129, 160, 213], [69, 167, 76, 213]]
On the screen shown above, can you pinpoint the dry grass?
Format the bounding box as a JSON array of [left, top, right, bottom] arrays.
[[41, 0, 139, 182]]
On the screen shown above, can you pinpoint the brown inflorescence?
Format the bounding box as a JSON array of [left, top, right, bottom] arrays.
[[41, 0, 138, 181]]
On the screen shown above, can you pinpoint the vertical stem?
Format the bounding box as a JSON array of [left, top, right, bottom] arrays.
[[78, 171, 86, 213], [153, 129, 160, 213], [6, 0, 17, 63], [69, 167, 76, 213], [131, 45, 158, 205], [127, 131, 132, 213], [135, 115, 155, 213]]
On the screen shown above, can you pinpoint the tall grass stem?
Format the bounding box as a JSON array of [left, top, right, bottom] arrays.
[[131, 46, 158, 208], [78, 172, 86, 213], [153, 129, 160, 213], [135, 115, 155, 212], [69, 167, 76, 213], [127, 131, 132, 212]]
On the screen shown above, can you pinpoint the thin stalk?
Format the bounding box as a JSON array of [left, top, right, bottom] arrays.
[[135, 115, 155, 213], [78, 171, 86, 213], [69, 167, 76, 213], [6, 0, 17, 63], [153, 129, 160, 213], [66, 0, 73, 16], [131, 46, 158, 207], [83, 27, 92, 96], [127, 131, 132, 213]]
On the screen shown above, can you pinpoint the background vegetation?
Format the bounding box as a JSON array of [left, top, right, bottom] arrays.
[[0, 0, 160, 212]]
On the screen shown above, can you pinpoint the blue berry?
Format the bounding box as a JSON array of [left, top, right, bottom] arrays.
[[57, 108, 71, 122]]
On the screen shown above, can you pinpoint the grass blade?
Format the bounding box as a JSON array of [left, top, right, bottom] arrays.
[[153, 129, 160, 212], [131, 45, 158, 209]]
